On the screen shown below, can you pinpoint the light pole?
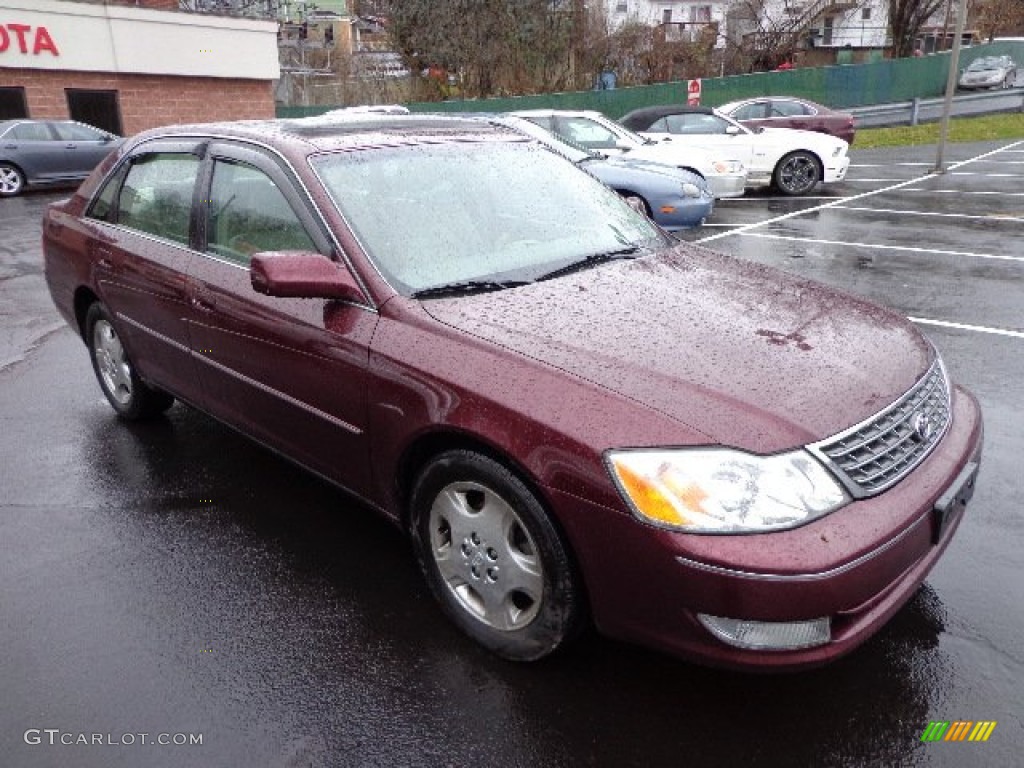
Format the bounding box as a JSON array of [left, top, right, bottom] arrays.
[[933, 0, 968, 173]]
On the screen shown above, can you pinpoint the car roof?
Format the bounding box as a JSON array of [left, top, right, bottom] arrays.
[[510, 109, 605, 119], [129, 114, 528, 154]]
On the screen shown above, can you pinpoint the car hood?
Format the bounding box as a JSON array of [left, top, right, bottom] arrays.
[[600, 154, 690, 178], [421, 245, 931, 453]]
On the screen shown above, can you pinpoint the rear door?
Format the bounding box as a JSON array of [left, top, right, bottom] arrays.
[[52, 121, 120, 178], [87, 141, 204, 402], [186, 141, 378, 499]]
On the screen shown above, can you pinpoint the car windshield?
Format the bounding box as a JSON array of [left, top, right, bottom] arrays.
[[967, 57, 1004, 71], [312, 142, 665, 296]]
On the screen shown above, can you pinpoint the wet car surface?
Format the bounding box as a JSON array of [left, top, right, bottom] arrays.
[[3, 137, 1023, 766]]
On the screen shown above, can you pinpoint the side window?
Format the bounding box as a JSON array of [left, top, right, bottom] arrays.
[[560, 118, 618, 149], [117, 153, 200, 245], [665, 113, 730, 134], [87, 163, 130, 223], [53, 122, 107, 141], [206, 160, 316, 266], [773, 101, 810, 117], [11, 123, 53, 141], [523, 115, 553, 131], [733, 102, 768, 120]]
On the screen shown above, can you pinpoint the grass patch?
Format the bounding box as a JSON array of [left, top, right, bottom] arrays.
[[855, 112, 1024, 149]]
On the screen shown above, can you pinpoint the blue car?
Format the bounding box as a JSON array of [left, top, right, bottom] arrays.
[[0, 119, 122, 197], [488, 115, 714, 231]]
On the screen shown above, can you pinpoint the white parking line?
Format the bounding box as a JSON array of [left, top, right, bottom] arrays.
[[904, 189, 1024, 196], [696, 140, 1024, 245], [909, 317, 1024, 340], [949, 171, 1024, 177], [850, 162, 934, 167], [834, 205, 1024, 222], [740, 232, 1024, 263], [718, 196, 843, 202]]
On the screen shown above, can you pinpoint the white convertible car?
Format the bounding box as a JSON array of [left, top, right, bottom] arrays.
[[510, 109, 748, 199], [620, 105, 850, 196]]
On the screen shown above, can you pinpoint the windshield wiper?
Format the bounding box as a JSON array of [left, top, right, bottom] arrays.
[[412, 279, 530, 299], [534, 246, 640, 283]]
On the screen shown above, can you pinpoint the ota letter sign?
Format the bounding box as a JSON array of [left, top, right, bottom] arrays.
[[0, 23, 60, 56]]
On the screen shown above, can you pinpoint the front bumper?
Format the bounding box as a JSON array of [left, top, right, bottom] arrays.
[[707, 172, 747, 199], [655, 196, 715, 231], [824, 155, 850, 184], [553, 385, 983, 670]]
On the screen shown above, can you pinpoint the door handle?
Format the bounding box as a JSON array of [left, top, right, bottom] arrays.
[[191, 287, 216, 312], [94, 247, 113, 269]]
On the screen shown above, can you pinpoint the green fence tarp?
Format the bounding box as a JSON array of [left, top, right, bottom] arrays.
[[276, 42, 1024, 120]]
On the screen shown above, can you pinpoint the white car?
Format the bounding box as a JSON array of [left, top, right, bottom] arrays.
[[510, 109, 747, 199], [620, 105, 850, 196]]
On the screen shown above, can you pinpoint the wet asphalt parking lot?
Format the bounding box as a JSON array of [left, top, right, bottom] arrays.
[[2, 139, 1023, 767]]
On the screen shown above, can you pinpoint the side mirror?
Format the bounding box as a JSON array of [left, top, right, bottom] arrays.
[[614, 140, 633, 150], [250, 252, 365, 303], [726, 125, 742, 135]]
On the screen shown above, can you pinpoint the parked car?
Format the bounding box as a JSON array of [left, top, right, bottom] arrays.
[[326, 104, 411, 115], [0, 119, 122, 197], [491, 114, 714, 230], [511, 109, 747, 199], [43, 115, 983, 670], [717, 97, 856, 145], [620, 105, 850, 196], [957, 55, 1017, 90]]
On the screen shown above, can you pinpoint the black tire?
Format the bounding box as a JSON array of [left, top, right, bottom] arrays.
[[621, 193, 652, 218], [409, 449, 583, 661], [85, 303, 174, 420], [0, 162, 25, 197], [773, 151, 822, 196]]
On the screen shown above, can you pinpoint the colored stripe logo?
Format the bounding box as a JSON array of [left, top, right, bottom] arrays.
[[921, 721, 997, 742]]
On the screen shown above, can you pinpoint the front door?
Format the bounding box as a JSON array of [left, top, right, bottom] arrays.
[[186, 142, 378, 500]]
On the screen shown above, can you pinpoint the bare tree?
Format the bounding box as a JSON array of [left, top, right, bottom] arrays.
[[385, 0, 576, 99], [723, 0, 838, 72], [972, 0, 1024, 40], [890, 0, 946, 57]]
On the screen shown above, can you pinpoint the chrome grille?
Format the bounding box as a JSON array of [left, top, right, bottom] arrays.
[[811, 360, 951, 497]]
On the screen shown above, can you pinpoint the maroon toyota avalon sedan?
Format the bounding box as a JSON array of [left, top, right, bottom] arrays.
[[42, 116, 983, 670]]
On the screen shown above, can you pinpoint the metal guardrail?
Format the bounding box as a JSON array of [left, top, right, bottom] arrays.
[[850, 88, 1024, 128]]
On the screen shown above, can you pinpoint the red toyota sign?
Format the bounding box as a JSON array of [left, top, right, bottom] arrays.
[[0, 23, 60, 56]]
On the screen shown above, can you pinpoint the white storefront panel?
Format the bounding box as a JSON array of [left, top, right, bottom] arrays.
[[0, 0, 279, 79]]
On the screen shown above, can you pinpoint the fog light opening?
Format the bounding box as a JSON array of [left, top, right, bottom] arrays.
[[698, 614, 831, 651]]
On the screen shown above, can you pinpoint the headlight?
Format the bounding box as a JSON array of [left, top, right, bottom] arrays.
[[681, 182, 702, 198], [606, 448, 848, 533]]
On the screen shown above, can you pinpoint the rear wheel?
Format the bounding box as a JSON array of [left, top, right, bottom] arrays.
[[774, 151, 822, 196], [0, 163, 25, 197], [409, 450, 583, 661], [86, 303, 174, 420]]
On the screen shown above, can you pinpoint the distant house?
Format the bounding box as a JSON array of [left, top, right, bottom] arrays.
[[601, 0, 959, 59]]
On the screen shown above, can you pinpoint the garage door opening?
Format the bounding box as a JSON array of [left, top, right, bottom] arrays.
[[0, 87, 29, 120], [66, 90, 123, 136]]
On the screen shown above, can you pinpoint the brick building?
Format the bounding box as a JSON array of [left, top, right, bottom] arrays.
[[0, 0, 279, 136]]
